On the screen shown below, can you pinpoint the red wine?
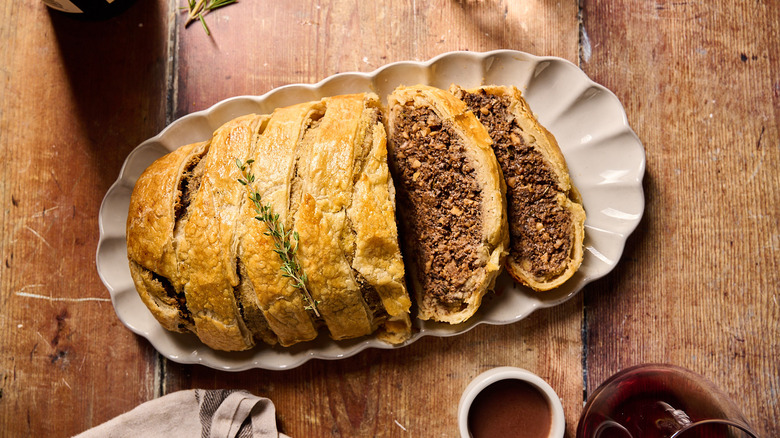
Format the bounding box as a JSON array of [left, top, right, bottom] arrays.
[[43, 0, 137, 20], [576, 365, 755, 438]]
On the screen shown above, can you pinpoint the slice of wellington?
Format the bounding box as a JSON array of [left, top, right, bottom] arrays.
[[386, 85, 508, 325], [237, 102, 325, 347], [178, 114, 267, 351], [126, 140, 208, 334], [346, 108, 412, 344], [292, 94, 379, 340], [452, 85, 585, 292]]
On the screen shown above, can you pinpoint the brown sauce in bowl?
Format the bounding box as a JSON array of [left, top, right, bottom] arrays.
[[467, 378, 552, 438]]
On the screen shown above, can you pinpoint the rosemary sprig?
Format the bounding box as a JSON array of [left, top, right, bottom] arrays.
[[182, 0, 238, 36], [236, 159, 321, 317]]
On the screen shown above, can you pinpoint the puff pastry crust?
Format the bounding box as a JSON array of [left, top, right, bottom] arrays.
[[127, 93, 411, 351], [294, 94, 411, 342], [127, 140, 208, 334]]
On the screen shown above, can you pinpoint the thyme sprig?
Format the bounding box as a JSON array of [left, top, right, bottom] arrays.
[[236, 159, 320, 317], [182, 0, 237, 36]]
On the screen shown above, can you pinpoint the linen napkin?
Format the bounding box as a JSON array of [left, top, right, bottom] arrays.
[[73, 389, 290, 438]]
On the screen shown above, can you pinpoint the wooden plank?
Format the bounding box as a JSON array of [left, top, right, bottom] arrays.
[[165, 298, 583, 437], [0, 1, 171, 435], [2, 0, 777, 436], [171, 0, 581, 117], [581, 1, 780, 436], [163, 0, 583, 436]]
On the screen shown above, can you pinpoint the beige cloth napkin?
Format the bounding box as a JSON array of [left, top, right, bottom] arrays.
[[73, 389, 290, 438]]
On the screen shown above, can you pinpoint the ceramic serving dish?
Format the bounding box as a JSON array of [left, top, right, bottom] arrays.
[[97, 50, 645, 371]]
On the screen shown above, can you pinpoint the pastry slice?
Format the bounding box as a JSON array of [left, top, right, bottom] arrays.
[[347, 115, 412, 344], [293, 93, 412, 342], [237, 101, 325, 347], [452, 85, 585, 291], [386, 85, 508, 324], [126, 140, 209, 334], [177, 114, 270, 351]]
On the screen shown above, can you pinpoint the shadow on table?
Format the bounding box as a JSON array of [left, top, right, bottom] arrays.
[[47, 0, 170, 188]]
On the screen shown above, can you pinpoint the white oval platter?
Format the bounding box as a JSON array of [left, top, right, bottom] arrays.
[[97, 50, 645, 371]]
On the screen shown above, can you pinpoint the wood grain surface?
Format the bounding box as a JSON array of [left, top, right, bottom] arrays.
[[581, 1, 779, 435], [0, 0, 777, 437]]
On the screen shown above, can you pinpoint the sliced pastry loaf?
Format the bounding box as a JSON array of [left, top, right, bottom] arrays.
[[451, 85, 585, 291], [386, 85, 508, 324], [127, 93, 412, 351]]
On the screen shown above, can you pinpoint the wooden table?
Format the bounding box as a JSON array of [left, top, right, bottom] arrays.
[[1, 0, 777, 436]]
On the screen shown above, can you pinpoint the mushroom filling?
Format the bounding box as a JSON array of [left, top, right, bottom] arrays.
[[390, 104, 484, 311], [459, 90, 573, 278]]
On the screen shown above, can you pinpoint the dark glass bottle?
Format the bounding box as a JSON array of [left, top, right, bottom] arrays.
[[43, 0, 137, 20]]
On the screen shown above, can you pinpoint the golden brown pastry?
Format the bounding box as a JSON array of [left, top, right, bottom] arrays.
[[293, 93, 411, 343], [177, 114, 269, 351], [236, 101, 324, 347], [451, 85, 586, 291], [126, 93, 412, 351], [127, 115, 271, 351], [126, 140, 208, 334], [386, 85, 509, 324]]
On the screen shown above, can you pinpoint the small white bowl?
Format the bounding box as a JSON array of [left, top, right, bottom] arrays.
[[458, 367, 566, 438]]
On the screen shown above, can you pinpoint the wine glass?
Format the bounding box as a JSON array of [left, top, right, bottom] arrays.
[[576, 364, 759, 438]]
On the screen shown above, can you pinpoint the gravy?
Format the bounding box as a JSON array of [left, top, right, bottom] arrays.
[[467, 378, 552, 438]]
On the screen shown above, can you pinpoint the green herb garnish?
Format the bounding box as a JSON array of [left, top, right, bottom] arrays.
[[183, 0, 238, 36], [236, 159, 320, 317]]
